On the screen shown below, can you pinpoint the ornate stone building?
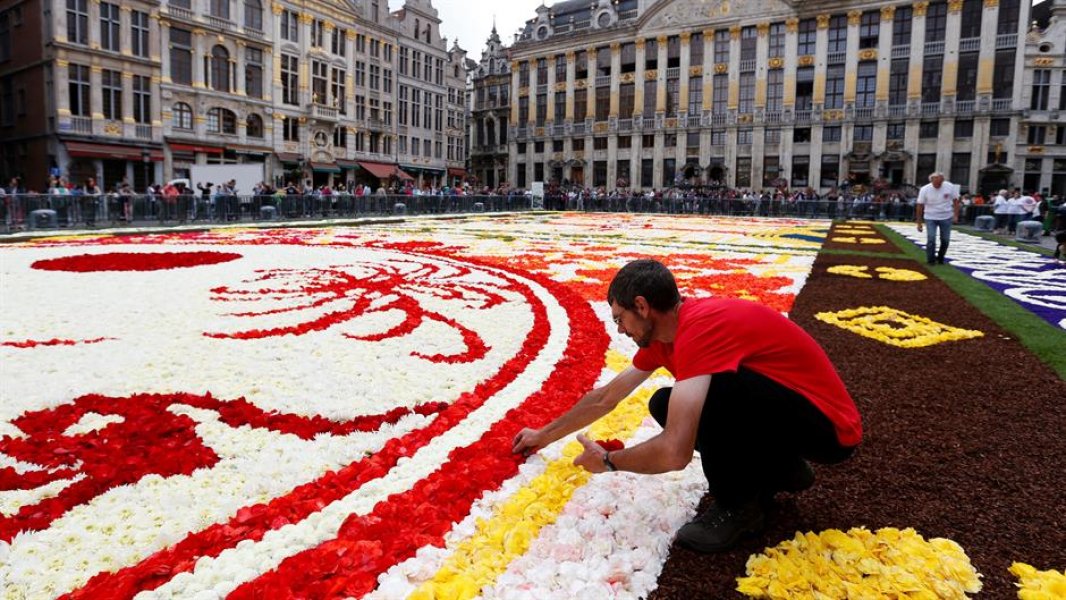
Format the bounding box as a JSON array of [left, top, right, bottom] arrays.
[[469, 23, 512, 189], [0, 0, 466, 192], [503, 0, 1064, 197]]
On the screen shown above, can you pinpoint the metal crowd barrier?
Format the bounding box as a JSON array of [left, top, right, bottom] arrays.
[[2, 193, 1001, 234]]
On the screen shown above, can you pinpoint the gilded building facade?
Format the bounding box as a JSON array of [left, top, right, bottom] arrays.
[[504, 0, 1065, 197], [0, 0, 466, 192]]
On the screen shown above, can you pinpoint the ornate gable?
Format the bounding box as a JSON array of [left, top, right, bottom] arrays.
[[642, 0, 797, 31]]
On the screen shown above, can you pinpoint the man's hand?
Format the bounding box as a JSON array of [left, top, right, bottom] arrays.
[[512, 427, 548, 456], [916, 221, 924, 232], [573, 433, 609, 474]]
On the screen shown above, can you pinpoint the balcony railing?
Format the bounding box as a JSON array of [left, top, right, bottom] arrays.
[[536, 84, 548, 94], [891, 45, 910, 59], [572, 122, 585, 135], [921, 102, 940, 116], [617, 118, 632, 132], [595, 75, 610, 87], [992, 98, 1013, 111], [310, 103, 339, 121], [794, 110, 811, 123], [765, 110, 782, 124], [205, 15, 235, 31], [665, 67, 681, 79], [959, 38, 981, 53], [888, 104, 907, 118], [855, 106, 874, 120], [826, 51, 846, 64], [710, 113, 727, 125], [996, 34, 1017, 50], [687, 114, 701, 127], [167, 5, 195, 20], [618, 9, 638, 20], [135, 124, 153, 139], [69, 116, 93, 134], [738, 60, 756, 72], [244, 27, 265, 40], [924, 41, 945, 55], [956, 100, 975, 114]]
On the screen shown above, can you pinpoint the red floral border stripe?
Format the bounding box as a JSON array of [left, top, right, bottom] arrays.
[[62, 257, 600, 600]]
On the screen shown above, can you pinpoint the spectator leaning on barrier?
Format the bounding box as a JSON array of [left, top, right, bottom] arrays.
[[915, 172, 960, 265]]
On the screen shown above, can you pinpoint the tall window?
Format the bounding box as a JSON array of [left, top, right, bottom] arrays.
[[280, 10, 298, 42], [740, 26, 756, 62], [795, 66, 814, 110], [331, 67, 346, 112], [957, 53, 979, 101], [1060, 70, 1066, 110], [960, 0, 982, 38], [597, 46, 612, 77], [922, 56, 942, 102], [644, 39, 657, 70], [282, 116, 299, 141], [170, 28, 193, 86], [536, 57, 547, 83], [210, 45, 231, 92], [536, 93, 547, 125], [244, 0, 262, 31], [620, 43, 636, 73], [281, 54, 299, 105], [101, 69, 122, 120], [575, 51, 587, 79], [690, 33, 704, 66], [398, 85, 407, 125], [595, 86, 610, 120], [554, 92, 565, 122], [859, 12, 879, 49], [689, 76, 703, 114], [210, 0, 229, 19], [245, 47, 263, 98], [1031, 69, 1051, 110], [99, 2, 120, 52], [893, 7, 912, 46], [824, 65, 845, 109], [992, 50, 1014, 98], [246, 113, 263, 137], [332, 27, 346, 56], [856, 62, 877, 107], [66, 0, 88, 45], [369, 64, 380, 90], [518, 61, 529, 86], [311, 60, 327, 103], [766, 70, 782, 111], [664, 77, 679, 117], [68, 63, 90, 116], [643, 80, 656, 114], [712, 74, 727, 113], [713, 30, 729, 63], [310, 20, 324, 48], [354, 61, 365, 87], [207, 107, 236, 134], [666, 35, 680, 69], [555, 54, 567, 81], [738, 72, 755, 113], [768, 24, 784, 58], [132, 75, 150, 123], [797, 19, 816, 55], [827, 15, 847, 53], [131, 10, 149, 57], [399, 47, 408, 76], [620, 83, 635, 116], [518, 96, 529, 124], [926, 2, 948, 42], [889, 60, 908, 105], [997, 0, 1019, 35], [172, 102, 192, 130]]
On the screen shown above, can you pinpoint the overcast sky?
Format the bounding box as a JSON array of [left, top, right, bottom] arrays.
[[391, 0, 545, 62]]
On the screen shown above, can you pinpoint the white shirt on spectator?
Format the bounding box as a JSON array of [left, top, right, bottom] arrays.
[[917, 181, 959, 220]]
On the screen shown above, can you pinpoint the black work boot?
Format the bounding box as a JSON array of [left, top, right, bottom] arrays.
[[676, 499, 765, 553]]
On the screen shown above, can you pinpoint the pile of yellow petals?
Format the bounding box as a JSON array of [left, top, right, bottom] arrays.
[[815, 306, 984, 348], [1010, 562, 1066, 599], [736, 527, 982, 599], [827, 265, 927, 282], [830, 236, 886, 245]]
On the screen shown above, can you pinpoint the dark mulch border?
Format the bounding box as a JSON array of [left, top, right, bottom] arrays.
[[821, 221, 906, 254], [650, 253, 1066, 599]]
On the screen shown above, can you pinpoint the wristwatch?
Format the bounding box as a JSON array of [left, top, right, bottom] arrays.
[[602, 451, 617, 472]]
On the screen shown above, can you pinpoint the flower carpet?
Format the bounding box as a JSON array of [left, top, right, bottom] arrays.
[[1, 214, 1063, 599]]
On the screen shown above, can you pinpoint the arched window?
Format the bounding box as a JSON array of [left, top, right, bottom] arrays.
[[414, 19, 420, 39], [210, 45, 231, 93], [246, 113, 263, 138], [172, 102, 193, 130], [207, 107, 237, 134]]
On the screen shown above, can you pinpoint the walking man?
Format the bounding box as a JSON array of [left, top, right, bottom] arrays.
[[916, 172, 960, 265]]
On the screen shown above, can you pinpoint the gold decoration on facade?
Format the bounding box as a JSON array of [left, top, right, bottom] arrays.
[[594, 122, 609, 133], [1033, 57, 1055, 66], [768, 57, 784, 69], [611, 42, 621, 51], [656, 35, 668, 44], [680, 32, 691, 42], [518, 86, 529, 96], [535, 127, 545, 137], [859, 49, 878, 61], [824, 109, 844, 121], [756, 22, 769, 36], [299, 13, 313, 24], [554, 82, 567, 92], [913, 1, 929, 16], [272, 2, 283, 15], [817, 14, 830, 29], [798, 55, 815, 67], [983, 0, 998, 7], [644, 69, 658, 80], [689, 66, 703, 76], [664, 118, 677, 128], [620, 72, 636, 83], [104, 121, 122, 135], [737, 114, 753, 123], [714, 63, 728, 73], [881, 5, 897, 20], [729, 25, 741, 39], [785, 18, 798, 33], [634, 39, 645, 50], [948, 0, 963, 12], [848, 10, 862, 25], [702, 28, 715, 39]]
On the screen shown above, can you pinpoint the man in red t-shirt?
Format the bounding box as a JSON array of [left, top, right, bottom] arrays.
[[513, 259, 861, 552]]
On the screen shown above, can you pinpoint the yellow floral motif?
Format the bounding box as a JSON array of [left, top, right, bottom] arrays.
[[833, 227, 876, 234], [412, 353, 664, 600], [827, 265, 927, 282], [736, 527, 983, 599], [830, 236, 886, 245], [1010, 562, 1066, 599], [815, 306, 984, 348]]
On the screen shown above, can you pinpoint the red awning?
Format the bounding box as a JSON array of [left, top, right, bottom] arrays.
[[65, 141, 163, 161], [395, 168, 414, 181], [168, 142, 223, 154], [447, 168, 468, 178], [359, 161, 397, 179]]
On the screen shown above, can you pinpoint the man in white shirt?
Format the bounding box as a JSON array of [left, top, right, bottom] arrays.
[[916, 172, 960, 265]]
